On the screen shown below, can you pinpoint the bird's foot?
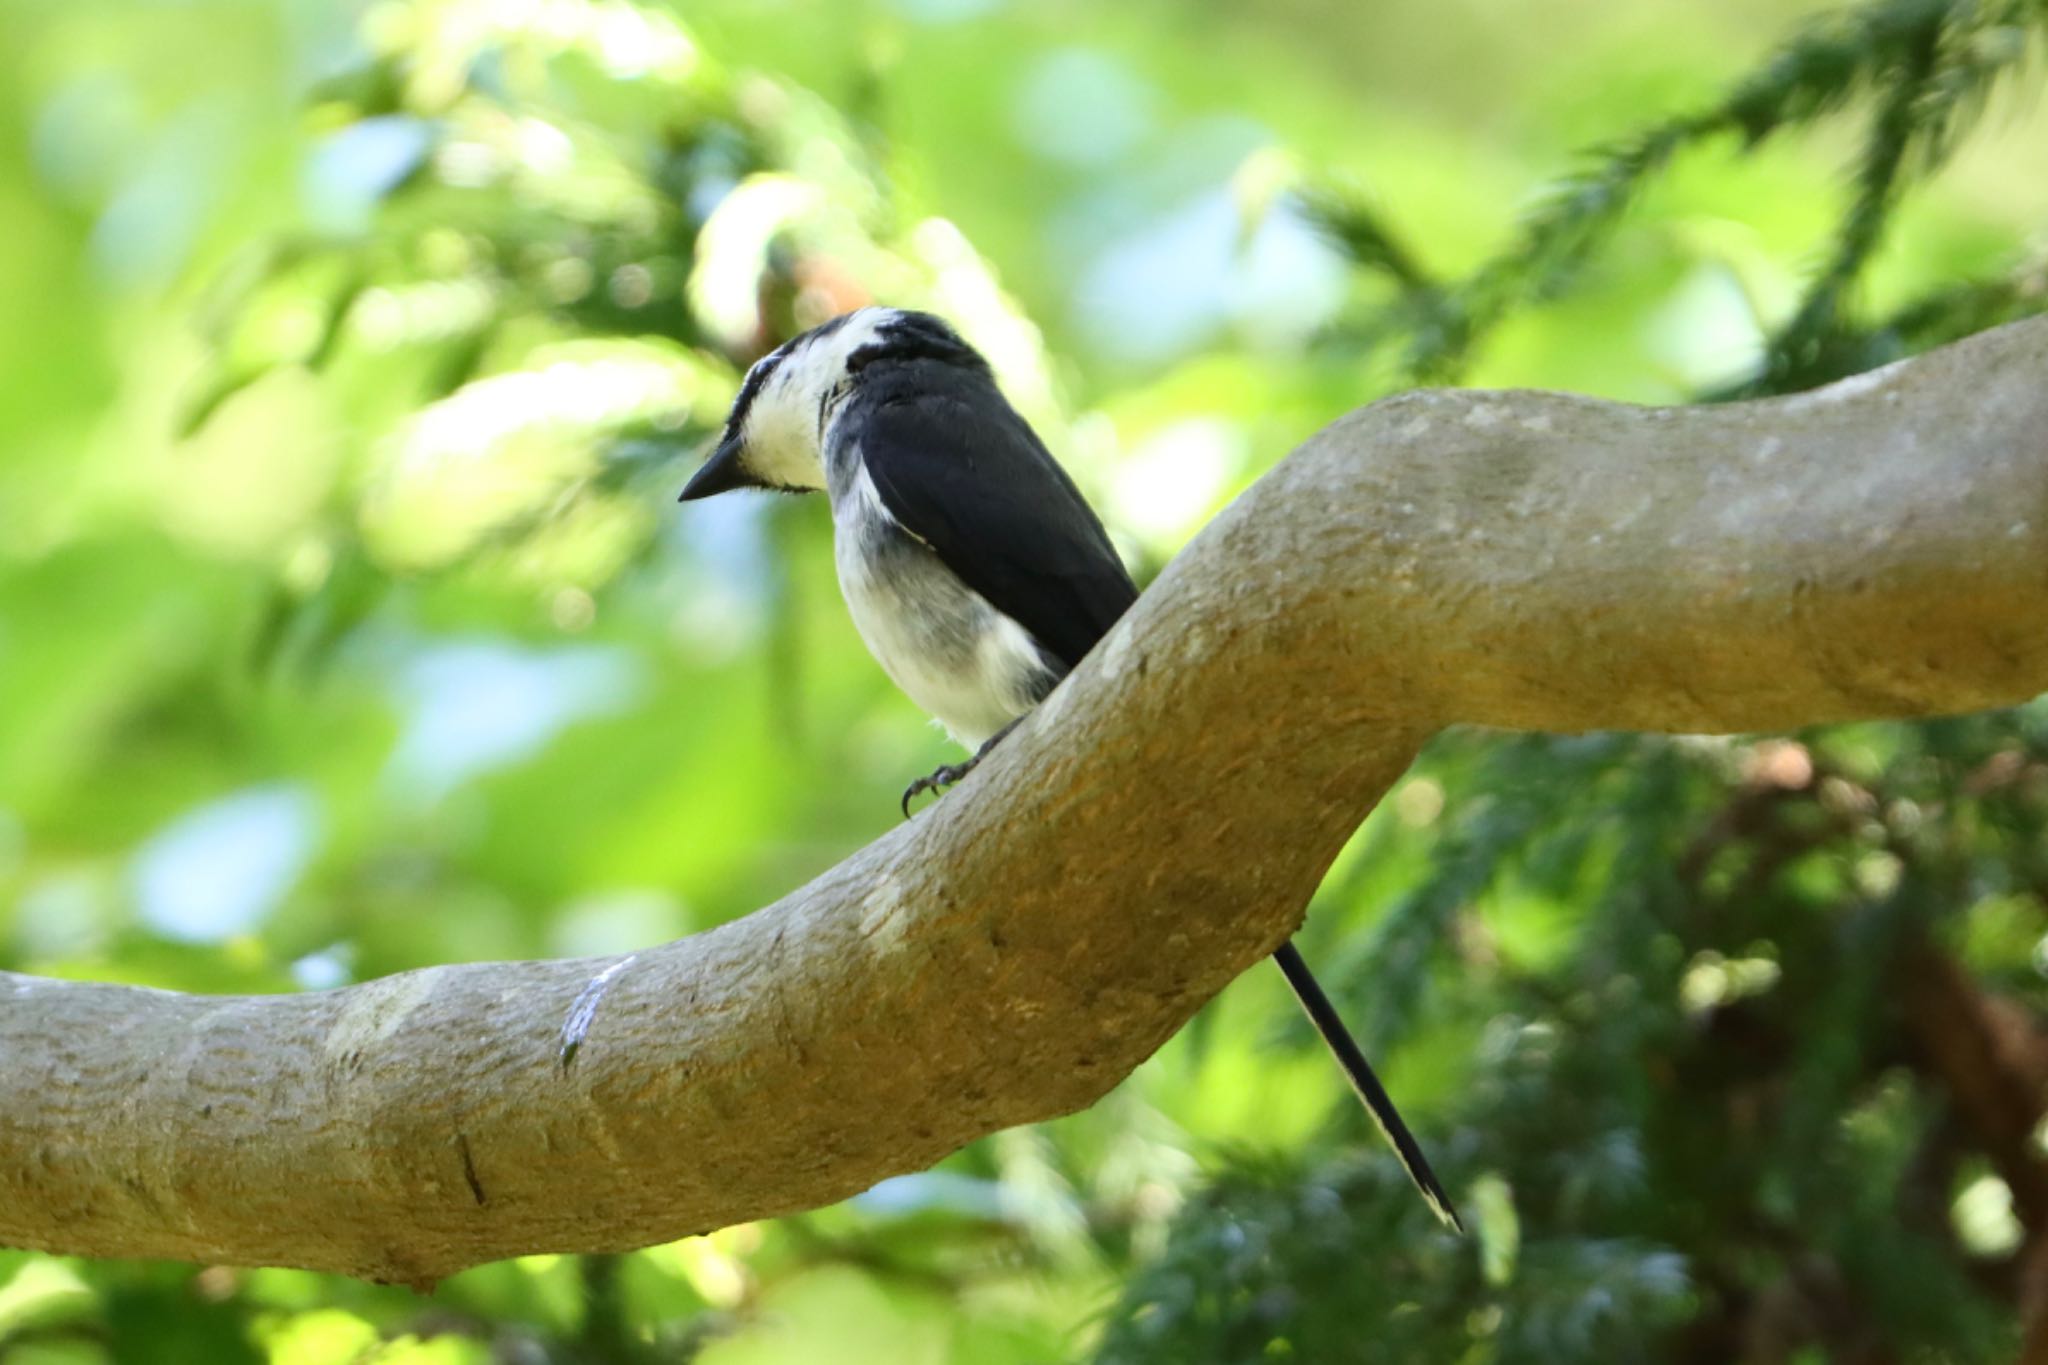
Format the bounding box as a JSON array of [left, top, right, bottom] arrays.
[[899, 719, 1023, 819], [901, 756, 983, 819]]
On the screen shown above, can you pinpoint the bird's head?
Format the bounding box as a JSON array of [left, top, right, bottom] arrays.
[[678, 306, 988, 501]]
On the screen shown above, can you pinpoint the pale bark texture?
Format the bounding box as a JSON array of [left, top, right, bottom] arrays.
[[3, 317, 2045, 1286]]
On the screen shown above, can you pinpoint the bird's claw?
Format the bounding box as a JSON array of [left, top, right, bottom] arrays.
[[900, 758, 979, 819]]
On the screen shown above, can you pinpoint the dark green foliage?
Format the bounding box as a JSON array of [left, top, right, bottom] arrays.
[[1094, 1150, 1692, 1364], [1100, 715, 2048, 1362]]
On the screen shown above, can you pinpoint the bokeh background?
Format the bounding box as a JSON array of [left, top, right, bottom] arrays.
[[3, 0, 2048, 1360]]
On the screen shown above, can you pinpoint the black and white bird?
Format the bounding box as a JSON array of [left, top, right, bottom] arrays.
[[680, 306, 1460, 1231]]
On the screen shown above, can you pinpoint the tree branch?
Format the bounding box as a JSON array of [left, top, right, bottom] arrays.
[[4, 317, 2045, 1286]]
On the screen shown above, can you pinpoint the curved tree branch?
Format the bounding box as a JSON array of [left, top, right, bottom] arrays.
[[3, 318, 2045, 1286]]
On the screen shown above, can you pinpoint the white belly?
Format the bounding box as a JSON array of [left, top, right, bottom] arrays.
[[832, 476, 1051, 748]]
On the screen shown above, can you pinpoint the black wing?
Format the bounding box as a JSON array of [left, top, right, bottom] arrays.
[[856, 385, 1137, 673]]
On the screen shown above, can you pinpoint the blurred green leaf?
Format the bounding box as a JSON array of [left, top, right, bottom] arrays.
[[2, 0, 2044, 1360]]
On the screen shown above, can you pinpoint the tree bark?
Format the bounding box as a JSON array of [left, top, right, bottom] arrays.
[[3, 318, 2045, 1286]]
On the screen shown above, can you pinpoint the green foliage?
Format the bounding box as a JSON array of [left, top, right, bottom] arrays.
[[1308, 0, 2048, 392], [1100, 717, 2048, 1361], [1, 0, 2045, 1360], [1095, 1152, 1693, 1364]]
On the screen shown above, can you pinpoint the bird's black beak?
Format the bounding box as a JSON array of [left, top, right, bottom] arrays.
[[678, 435, 750, 501]]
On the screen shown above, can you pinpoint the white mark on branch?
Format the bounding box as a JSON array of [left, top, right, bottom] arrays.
[[858, 875, 909, 947], [1097, 618, 1141, 681], [325, 973, 436, 1078], [559, 955, 637, 1071]]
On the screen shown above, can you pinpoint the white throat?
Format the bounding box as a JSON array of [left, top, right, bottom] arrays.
[[739, 308, 894, 491]]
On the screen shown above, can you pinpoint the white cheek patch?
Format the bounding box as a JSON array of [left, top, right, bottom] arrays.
[[736, 309, 897, 492], [744, 397, 826, 490]]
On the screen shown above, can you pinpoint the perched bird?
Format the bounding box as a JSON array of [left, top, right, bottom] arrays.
[[680, 307, 1460, 1231]]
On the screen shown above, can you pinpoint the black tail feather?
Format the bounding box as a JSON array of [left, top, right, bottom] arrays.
[[1272, 940, 1464, 1233]]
